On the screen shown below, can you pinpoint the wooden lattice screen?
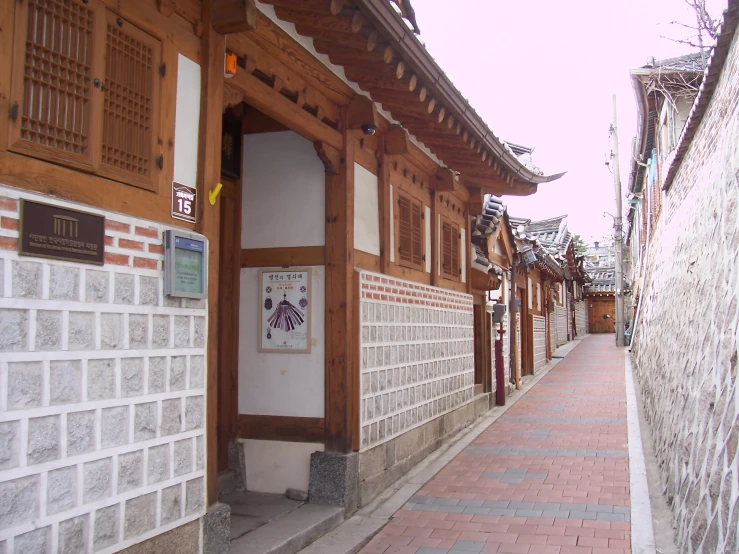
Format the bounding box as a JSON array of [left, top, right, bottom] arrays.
[[441, 219, 460, 280], [9, 0, 162, 190], [410, 202, 422, 267], [101, 13, 160, 186], [11, 0, 99, 166], [398, 195, 412, 264]]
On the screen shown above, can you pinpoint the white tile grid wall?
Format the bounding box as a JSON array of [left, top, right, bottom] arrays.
[[532, 315, 547, 372], [358, 271, 474, 452], [0, 186, 206, 554]]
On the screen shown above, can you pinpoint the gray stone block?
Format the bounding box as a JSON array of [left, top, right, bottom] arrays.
[[309, 451, 358, 512], [36, 310, 62, 350], [14, 527, 49, 553], [27, 415, 60, 464], [452, 540, 485, 552], [101, 313, 123, 350], [161, 398, 182, 436], [101, 406, 129, 449], [85, 270, 109, 303], [134, 402, 157, 441], [114, 273, 135, 305], [196, 436, 204, 470], [170, 356, 186, 391], [0, 422, 19, 470], [68, 312, 95, 350], [84, 458, 112, 503], [125, 492, 156, 538], [185, 396, 204, 430], [12, 260, 42, 298], [87, 359, 115, 400], [7, 361, 43, 409], [0, 309, 28, 351], [203, 503, 230, 554], [194, 317, 206, 347], [121, 358, 144, 397], [152, 315, 170, 348], [147, 444, 170, 484], [50, 360, 82, 405], [94, 504, 119, 550], [118, 450, 143, 493], [139, 276, 159, 306], [48, 466, 78, 515], [59, 514, 88, 554], [174, 439, 193, 476], [185, 298, 206, 310], [0, 475, 39, 529], [161, 484, 182, 525], [148, 357, 166, 393], [67, 410, 95, 456], [174, 316, 190, 348], [50, 265, 80, 301], [129, 314, 149, 349], [185, 477, 204, 515], [190, 355, 205, 389]]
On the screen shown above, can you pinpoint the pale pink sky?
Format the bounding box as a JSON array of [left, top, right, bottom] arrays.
[[413, 0, 726, 242]]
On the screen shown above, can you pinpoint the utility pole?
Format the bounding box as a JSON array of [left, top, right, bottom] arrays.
[[611, 95, 625, 347]]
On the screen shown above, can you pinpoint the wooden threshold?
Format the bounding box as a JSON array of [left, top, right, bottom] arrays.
[[237, 414, 325, 443], [240, 246, 325, 267]]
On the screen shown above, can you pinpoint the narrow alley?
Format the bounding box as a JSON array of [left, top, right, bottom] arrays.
[[360, 335, 633, 554]]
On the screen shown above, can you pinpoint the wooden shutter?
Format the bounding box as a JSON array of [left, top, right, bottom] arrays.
[[99, 13, 161, 189], [411, 200, 423, 267], [9, 0, 104, 169], [398, 195, 412, 264], [451, 222, 460, 278], [442, 220, 452, 277]]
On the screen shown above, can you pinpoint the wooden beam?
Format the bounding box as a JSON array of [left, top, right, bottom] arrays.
[[157, 0, 176, 16], [213, 0, 257, 34], [433, 167, 456, 191], [384, 124, 410, 156], [467, 187, 483, 216], [240, 246, 325, 267], [229, 69, 343, 150], [199, 0, 226, 508], [324, 127, 357, 453], [314, 141, 341, 174], [238, 415, 325, 443], [347, 94, 379, 131]]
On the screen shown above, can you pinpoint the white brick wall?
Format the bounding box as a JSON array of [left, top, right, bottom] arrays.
[[0, 186, 206, 554], [358, 271, 474, 451]]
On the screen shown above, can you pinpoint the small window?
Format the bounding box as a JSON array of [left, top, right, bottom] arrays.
[[441, 217, 460, 281], [9, 0, 163, 191], [397, 192, 424, 271]]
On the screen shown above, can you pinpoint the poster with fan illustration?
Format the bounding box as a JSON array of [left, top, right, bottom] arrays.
[[259, 268, 312, 353]]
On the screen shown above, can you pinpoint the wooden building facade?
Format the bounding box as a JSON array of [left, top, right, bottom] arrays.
[[0, 0, 564, 551]]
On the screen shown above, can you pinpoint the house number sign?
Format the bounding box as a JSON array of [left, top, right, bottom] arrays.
[[171, 181, 197, 224]]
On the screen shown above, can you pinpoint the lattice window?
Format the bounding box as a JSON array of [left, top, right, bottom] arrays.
[[9, 0, 162, 191], [100, 13, 160, 187], [9, 0, 102, 167], [397, 191, 423, 271], [441, 217, 460, 281]]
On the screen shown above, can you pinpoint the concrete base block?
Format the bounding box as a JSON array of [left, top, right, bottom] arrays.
[[203, 503, 230, 554], [308, 452, 358, 514]]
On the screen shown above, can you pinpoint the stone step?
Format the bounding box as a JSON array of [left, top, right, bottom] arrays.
[[229, 504, 344, 554], [217, 470, 236, 498]]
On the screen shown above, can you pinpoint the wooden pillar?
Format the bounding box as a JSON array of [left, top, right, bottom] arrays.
[[198, 0, 225, 507], [430, 190, 438, 287], [377, 138, 391, 274], [321, 130, 358, 453]]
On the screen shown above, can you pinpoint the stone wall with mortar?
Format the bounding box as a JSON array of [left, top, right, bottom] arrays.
[[358, 271, 474, 452], [0, 186, 206, 553], [631, 25, 739, 554]]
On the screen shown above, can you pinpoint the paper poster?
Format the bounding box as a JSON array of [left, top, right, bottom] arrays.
[[259, 268, 312, 353]]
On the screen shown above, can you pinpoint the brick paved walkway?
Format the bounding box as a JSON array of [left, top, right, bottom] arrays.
[[360, 335, 630, 554]]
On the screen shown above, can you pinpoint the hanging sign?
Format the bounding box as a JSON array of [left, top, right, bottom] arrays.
[[171, 182, 197, 223], [259, 268, 312, 353]]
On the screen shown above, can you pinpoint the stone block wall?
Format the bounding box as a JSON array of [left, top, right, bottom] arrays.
[[358, 271, 474, 452], [631, 24, 739, 554], [532, 315, 546, 372], [0, 186, 206, 553]]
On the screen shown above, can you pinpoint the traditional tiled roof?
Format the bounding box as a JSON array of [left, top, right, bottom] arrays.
[[523, 215, 572, 251], [640, 52, 706, 72], [470, 195, 507, 273], [585, 265, 616, 293]]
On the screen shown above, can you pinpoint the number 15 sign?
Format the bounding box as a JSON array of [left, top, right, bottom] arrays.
[[171, 182, 197, 224]]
